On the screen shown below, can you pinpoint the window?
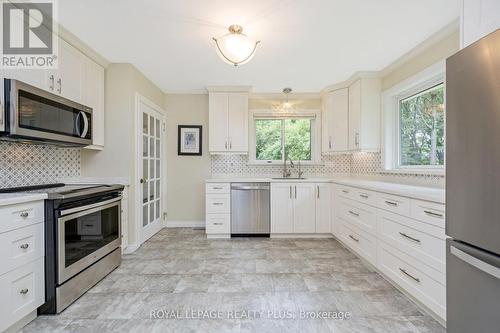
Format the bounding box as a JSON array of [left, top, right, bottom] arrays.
[[399, 83, 445, 166], [250, 110, 320, 164], [382, 62, 445, 173]]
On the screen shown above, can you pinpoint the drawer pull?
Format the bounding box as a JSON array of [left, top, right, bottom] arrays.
[[20, 212, 29, 218], [212, 203, 223, 206], [384, 200, 398, 207], [359, 194, 369, 199], [19, 288, 29, 295], [20, 243, 30, 249], [349, 235, 359, 242], [399, 232, 421, 243], [212, 187, 223, 190], [342, 190, 349, 194], [84, 224, 94, 227], [399, 268, 421, 283], [348, 210, 359, 217], [213, 222, 224, 225], [423, 210, 443, 218]]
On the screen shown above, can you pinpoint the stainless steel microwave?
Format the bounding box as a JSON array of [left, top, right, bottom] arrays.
[[0, 79, 92, 146]]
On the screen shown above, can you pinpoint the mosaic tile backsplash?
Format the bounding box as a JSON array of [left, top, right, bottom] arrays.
[[211, 152, 445, 187], [0, 142, 81, 188]]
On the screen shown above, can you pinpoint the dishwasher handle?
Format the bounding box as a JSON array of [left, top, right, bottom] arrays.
[[231, 183, 270, 191]]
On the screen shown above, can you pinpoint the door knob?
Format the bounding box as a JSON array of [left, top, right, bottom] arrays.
[[140, 178, 148, 184]]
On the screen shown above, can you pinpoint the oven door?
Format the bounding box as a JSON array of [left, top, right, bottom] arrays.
[[5, 79, 92, 146], [57, 198, 121, 284]]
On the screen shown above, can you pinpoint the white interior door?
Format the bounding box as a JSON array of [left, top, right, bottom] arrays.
[[138, 97, 165, 243]]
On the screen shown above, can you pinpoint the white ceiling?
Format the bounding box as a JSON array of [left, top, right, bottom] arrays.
[[58, 0, 460, 93]]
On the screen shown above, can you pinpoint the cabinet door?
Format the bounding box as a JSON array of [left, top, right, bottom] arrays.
[[209, 93, 229, 152], [271, 183, 293, 233], [293, 183, 316, 233], [83, 59, 105, 148], [227, 93, 248, 152], [462, 0, 500, 47], [321, 95, 332, 153], [55, 39, 85, 103], [315, 183, 331, 233], [330, 88, 349, 151], [348, 80, 361, 150]]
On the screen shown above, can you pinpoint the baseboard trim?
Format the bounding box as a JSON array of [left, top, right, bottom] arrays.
[[123, 243, 140, 254], [270, 233, 334, 239], [166, 220, 205, 228]]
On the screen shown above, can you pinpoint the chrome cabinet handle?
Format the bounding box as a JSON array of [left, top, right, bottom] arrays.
[[424, 210, 443, 218], [317, 185, 320, 199], [294, 186, 297, 199], [348, 210, 359, 217], [399, 232, 421, 243], [329, 137, 332, 149], [57, 78, 62, 93], [355, 133, 359, 146], [213, 202, 223, 206], [342, 189, 349, 194], [20, 212, 29, 218], [399, 268, 420, 283], [19, 288, 29, 295], [229, 139, 232, 149], [49, 75, 54, 90], [385, 200, 398, 207], [289, 186, 292, 199], [20, 243, 29, 249], [225, 140, 228, 150], [212, 187, 223, 190], [349, 235, 359, 242], [359, 194, 369, 199], [213, 222, 224, 225]]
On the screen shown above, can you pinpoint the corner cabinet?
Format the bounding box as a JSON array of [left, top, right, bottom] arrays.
[[348, 78, 381, 152], [322, 88, 349, 153], [208, 88, 249, 154]]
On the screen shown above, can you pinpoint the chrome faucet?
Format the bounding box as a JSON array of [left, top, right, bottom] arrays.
[[282, 157, 294, 178], [297, 160, 304, 178]]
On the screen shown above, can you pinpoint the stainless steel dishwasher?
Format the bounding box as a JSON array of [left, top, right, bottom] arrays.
[[231, 183, 270, 236]]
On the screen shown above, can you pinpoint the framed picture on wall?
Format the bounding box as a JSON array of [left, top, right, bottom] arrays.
[[178, 125, 202, 156]]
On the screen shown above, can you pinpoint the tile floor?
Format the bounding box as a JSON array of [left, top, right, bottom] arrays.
[[24, 228, 445, 333]]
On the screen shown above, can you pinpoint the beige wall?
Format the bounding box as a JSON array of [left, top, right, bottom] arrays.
[[81, 63, 165, 248], [382, 30, 460, 90], [164, 94, 211, 223]]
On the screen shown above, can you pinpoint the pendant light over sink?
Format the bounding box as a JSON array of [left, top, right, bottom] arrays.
[[213, 25, 260, 66]]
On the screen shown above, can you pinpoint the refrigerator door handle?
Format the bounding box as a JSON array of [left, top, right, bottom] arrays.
[[451, 245, 500, 280]]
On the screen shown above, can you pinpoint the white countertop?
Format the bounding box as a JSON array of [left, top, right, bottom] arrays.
[[206, 177, 445, 204], [0, 192, 47, 206], [60, 177, 130, 186]]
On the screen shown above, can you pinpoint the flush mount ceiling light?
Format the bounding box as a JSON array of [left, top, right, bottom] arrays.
[[213, 24, 260, 67], [274, 88, 296, 114]]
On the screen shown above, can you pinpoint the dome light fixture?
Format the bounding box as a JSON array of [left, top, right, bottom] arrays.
[[213, 24, 260, 67], [273, 88, 296, 114]]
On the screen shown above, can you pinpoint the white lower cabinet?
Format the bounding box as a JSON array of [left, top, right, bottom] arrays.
[[332, 183, 446, 321], [205, 183, 231, 238], [271, 183, 330, 235]]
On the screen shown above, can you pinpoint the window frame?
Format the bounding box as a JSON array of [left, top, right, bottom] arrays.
[[248, 109, 322, 165], [382, 61, 446, 174]]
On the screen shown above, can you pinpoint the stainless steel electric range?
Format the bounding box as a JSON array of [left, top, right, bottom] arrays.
[[0, 183, 125, 314]]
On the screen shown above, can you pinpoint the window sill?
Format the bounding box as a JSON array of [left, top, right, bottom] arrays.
[[381, 168, 445, 176]]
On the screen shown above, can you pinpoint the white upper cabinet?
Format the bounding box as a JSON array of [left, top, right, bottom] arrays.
[[348, 78, 381, 152], [48, 39, 85, 103], [322, 88, 349, 153], [462, 0, 500, 48], [208, 88, 249, 154], [83, 58, 105, 149]]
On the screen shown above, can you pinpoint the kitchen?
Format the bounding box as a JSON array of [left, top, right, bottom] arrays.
[[0, 1, 499, 332]]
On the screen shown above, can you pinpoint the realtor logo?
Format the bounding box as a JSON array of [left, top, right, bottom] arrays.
[[1, 0, 58, 69]]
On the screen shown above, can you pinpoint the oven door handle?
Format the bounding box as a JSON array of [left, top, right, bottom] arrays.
[[59, 196, 122, 216]]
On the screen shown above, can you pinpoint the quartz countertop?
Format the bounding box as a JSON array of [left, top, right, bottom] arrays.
[[0, 192, 48, 207], [206, 177, 445, 204]]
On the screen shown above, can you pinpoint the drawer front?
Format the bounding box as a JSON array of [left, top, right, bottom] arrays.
[[338, 199, 377, 235], [377, 193, 411, 216], [333, 185, 355, 200], [0, 201, 44, 234], [206, 214, 230, 234], [206, 195, 230, 214], [0, 223, 44, 276], [377, 242, 446, 319], [352, 188, 378, 206], [339, 220, 377, 266], [410, 199, 445, 228], [206, 183, 230, 194], [377, 210, 446, 273], [0, 258, 44, 332]]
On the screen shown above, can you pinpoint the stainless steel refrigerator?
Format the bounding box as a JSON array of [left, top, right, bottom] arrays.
[[446, 28, 500, 333]]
